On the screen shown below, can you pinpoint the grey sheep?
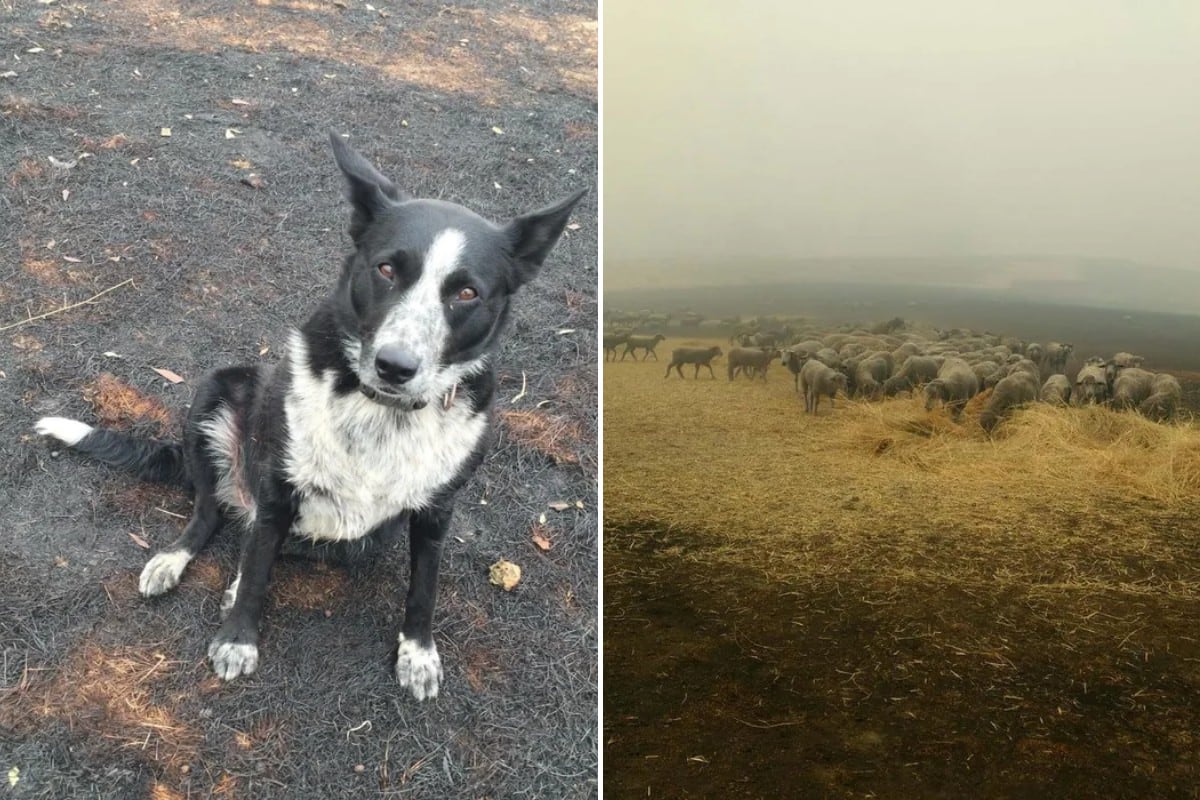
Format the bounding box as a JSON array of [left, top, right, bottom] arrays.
[[603, 332, 629, 362], [882, 355, 940, 397], [1040, 374, 1072, 405], [1139, 373, 1183, 421], [1025, 342, 1044, 365], [1105, 353, 1145, 392], [973, 361, 1004, 390], [727, 347, 780, 381], [782, 349, 811, 393], [621, 334, 666, 361], [923, 357, 980, 419], [1042, 342, 1074, 374], [1006, 359, 1041, 381], [980, 371, 1040, 433], [1073, 363, 1109, 405], [1112, 367, 1156, 409], [799, 359, 848, 415], [852, 356, 891, 399], [664, 346, 723, 379]]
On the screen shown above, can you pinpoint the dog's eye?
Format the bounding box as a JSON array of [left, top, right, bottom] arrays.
[[377, 263, 395, 280], [455, 287, 478, 302]]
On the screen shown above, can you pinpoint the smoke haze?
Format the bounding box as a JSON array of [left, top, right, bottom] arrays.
[[604, 1, 1200, 302]]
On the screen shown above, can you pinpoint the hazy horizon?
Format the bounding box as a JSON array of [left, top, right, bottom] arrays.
[[604, 1, 1200, 292]]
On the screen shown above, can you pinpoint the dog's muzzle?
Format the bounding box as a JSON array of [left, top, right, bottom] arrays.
[[358, 383, 428, 411]]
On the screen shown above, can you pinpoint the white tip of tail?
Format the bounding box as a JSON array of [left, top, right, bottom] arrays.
[[35, 416, 94, 446]]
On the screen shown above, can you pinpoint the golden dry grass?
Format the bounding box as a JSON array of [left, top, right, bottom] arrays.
[[605, 339, 1200, 597]]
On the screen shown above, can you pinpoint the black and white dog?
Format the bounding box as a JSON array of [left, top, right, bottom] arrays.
[[35, 133, 585, 700]]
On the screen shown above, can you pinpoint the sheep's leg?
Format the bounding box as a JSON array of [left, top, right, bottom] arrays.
[[706, 363, 716, 379], [647, 348, 658, 361]]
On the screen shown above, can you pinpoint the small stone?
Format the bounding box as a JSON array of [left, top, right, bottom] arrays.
[[353, 764, 365, 774]]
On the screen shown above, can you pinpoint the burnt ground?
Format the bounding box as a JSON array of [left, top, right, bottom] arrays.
[[0, 2, 596, 798], [606, 525, 1200, 799]]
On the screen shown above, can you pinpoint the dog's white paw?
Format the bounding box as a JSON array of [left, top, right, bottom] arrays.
[[35, 416, 93, 446], [395, 634, 443, 701], [208, 640, 259, 681], [139, 550, 192, 597]]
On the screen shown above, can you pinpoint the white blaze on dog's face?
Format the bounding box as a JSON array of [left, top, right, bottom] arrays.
[[328, 134, 586, 411]]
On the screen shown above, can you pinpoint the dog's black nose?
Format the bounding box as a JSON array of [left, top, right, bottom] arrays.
[[375, 346, 420, 385]]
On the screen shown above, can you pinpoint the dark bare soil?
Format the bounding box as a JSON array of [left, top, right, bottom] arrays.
[[605, 525, 1200, 800], [1, 2, 596, 798]]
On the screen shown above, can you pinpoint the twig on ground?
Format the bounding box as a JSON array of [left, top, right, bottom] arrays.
[[0, 278, 135, 332]]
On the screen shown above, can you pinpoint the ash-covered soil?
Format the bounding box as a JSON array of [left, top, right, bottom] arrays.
[[0, 2, 597, 798]]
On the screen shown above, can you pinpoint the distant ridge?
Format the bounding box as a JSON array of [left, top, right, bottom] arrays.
[[605, 257, 1200, 316]]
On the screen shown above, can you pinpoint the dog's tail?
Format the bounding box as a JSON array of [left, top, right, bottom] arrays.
[[35, 416, 191, 489]]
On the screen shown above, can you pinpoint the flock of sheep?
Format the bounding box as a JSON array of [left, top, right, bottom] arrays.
[[604, 324, 1186, 432]]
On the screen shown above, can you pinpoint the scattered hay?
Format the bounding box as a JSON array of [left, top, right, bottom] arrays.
[[500, 409, 581, 465], [150, 784, 186, 800], [82, 373, 174, 435], [9, 642, 201, 770]]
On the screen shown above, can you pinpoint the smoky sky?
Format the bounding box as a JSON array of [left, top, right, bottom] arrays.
[[604, 1, 1200, 284]]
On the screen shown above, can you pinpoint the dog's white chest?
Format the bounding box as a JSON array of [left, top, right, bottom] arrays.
[[283, 364, 488, 542]]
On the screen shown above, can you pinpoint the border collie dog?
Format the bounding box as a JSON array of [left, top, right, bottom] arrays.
[[36, 134, 585, 700]]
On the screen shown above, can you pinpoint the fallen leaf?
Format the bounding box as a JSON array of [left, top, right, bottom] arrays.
[[48, 156, 76, 169], [152, 367, 185, 384], [567, 223, 581, 230], [241, 174, 265, 189], [488, 560, 521, 591], [230, 158, 252, 169], [492, 126, 504, 135], [128, 531, 151, 549], [0, 71, 17, 79], [7, 767, 17, 788], [531, 532, 551, 551], [27, 47, 45, 54], [555, 328, 576, 335], [103, 351, 123, 358], [548, 501, 570, 512], [574, 500, 584, 509], [160, 127, 171, 137], [61, 189, 69, 201], [62, 255, 81, 263], [259, 345, 269, 355], [54, 556, 68, 567], [493, 181, 502, 190], [538, 512, 547, 525], [225, 128, 241, 139], [230, 98, 251, 106]]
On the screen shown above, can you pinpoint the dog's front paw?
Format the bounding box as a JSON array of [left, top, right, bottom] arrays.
[[139, 550, 192, 597], [395, 634, 443, 701], [208, 637, 259, 681]]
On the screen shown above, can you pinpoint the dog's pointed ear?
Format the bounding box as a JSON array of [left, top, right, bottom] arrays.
[[329, 133, 410, 238], [504, 188, 587, 286]]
